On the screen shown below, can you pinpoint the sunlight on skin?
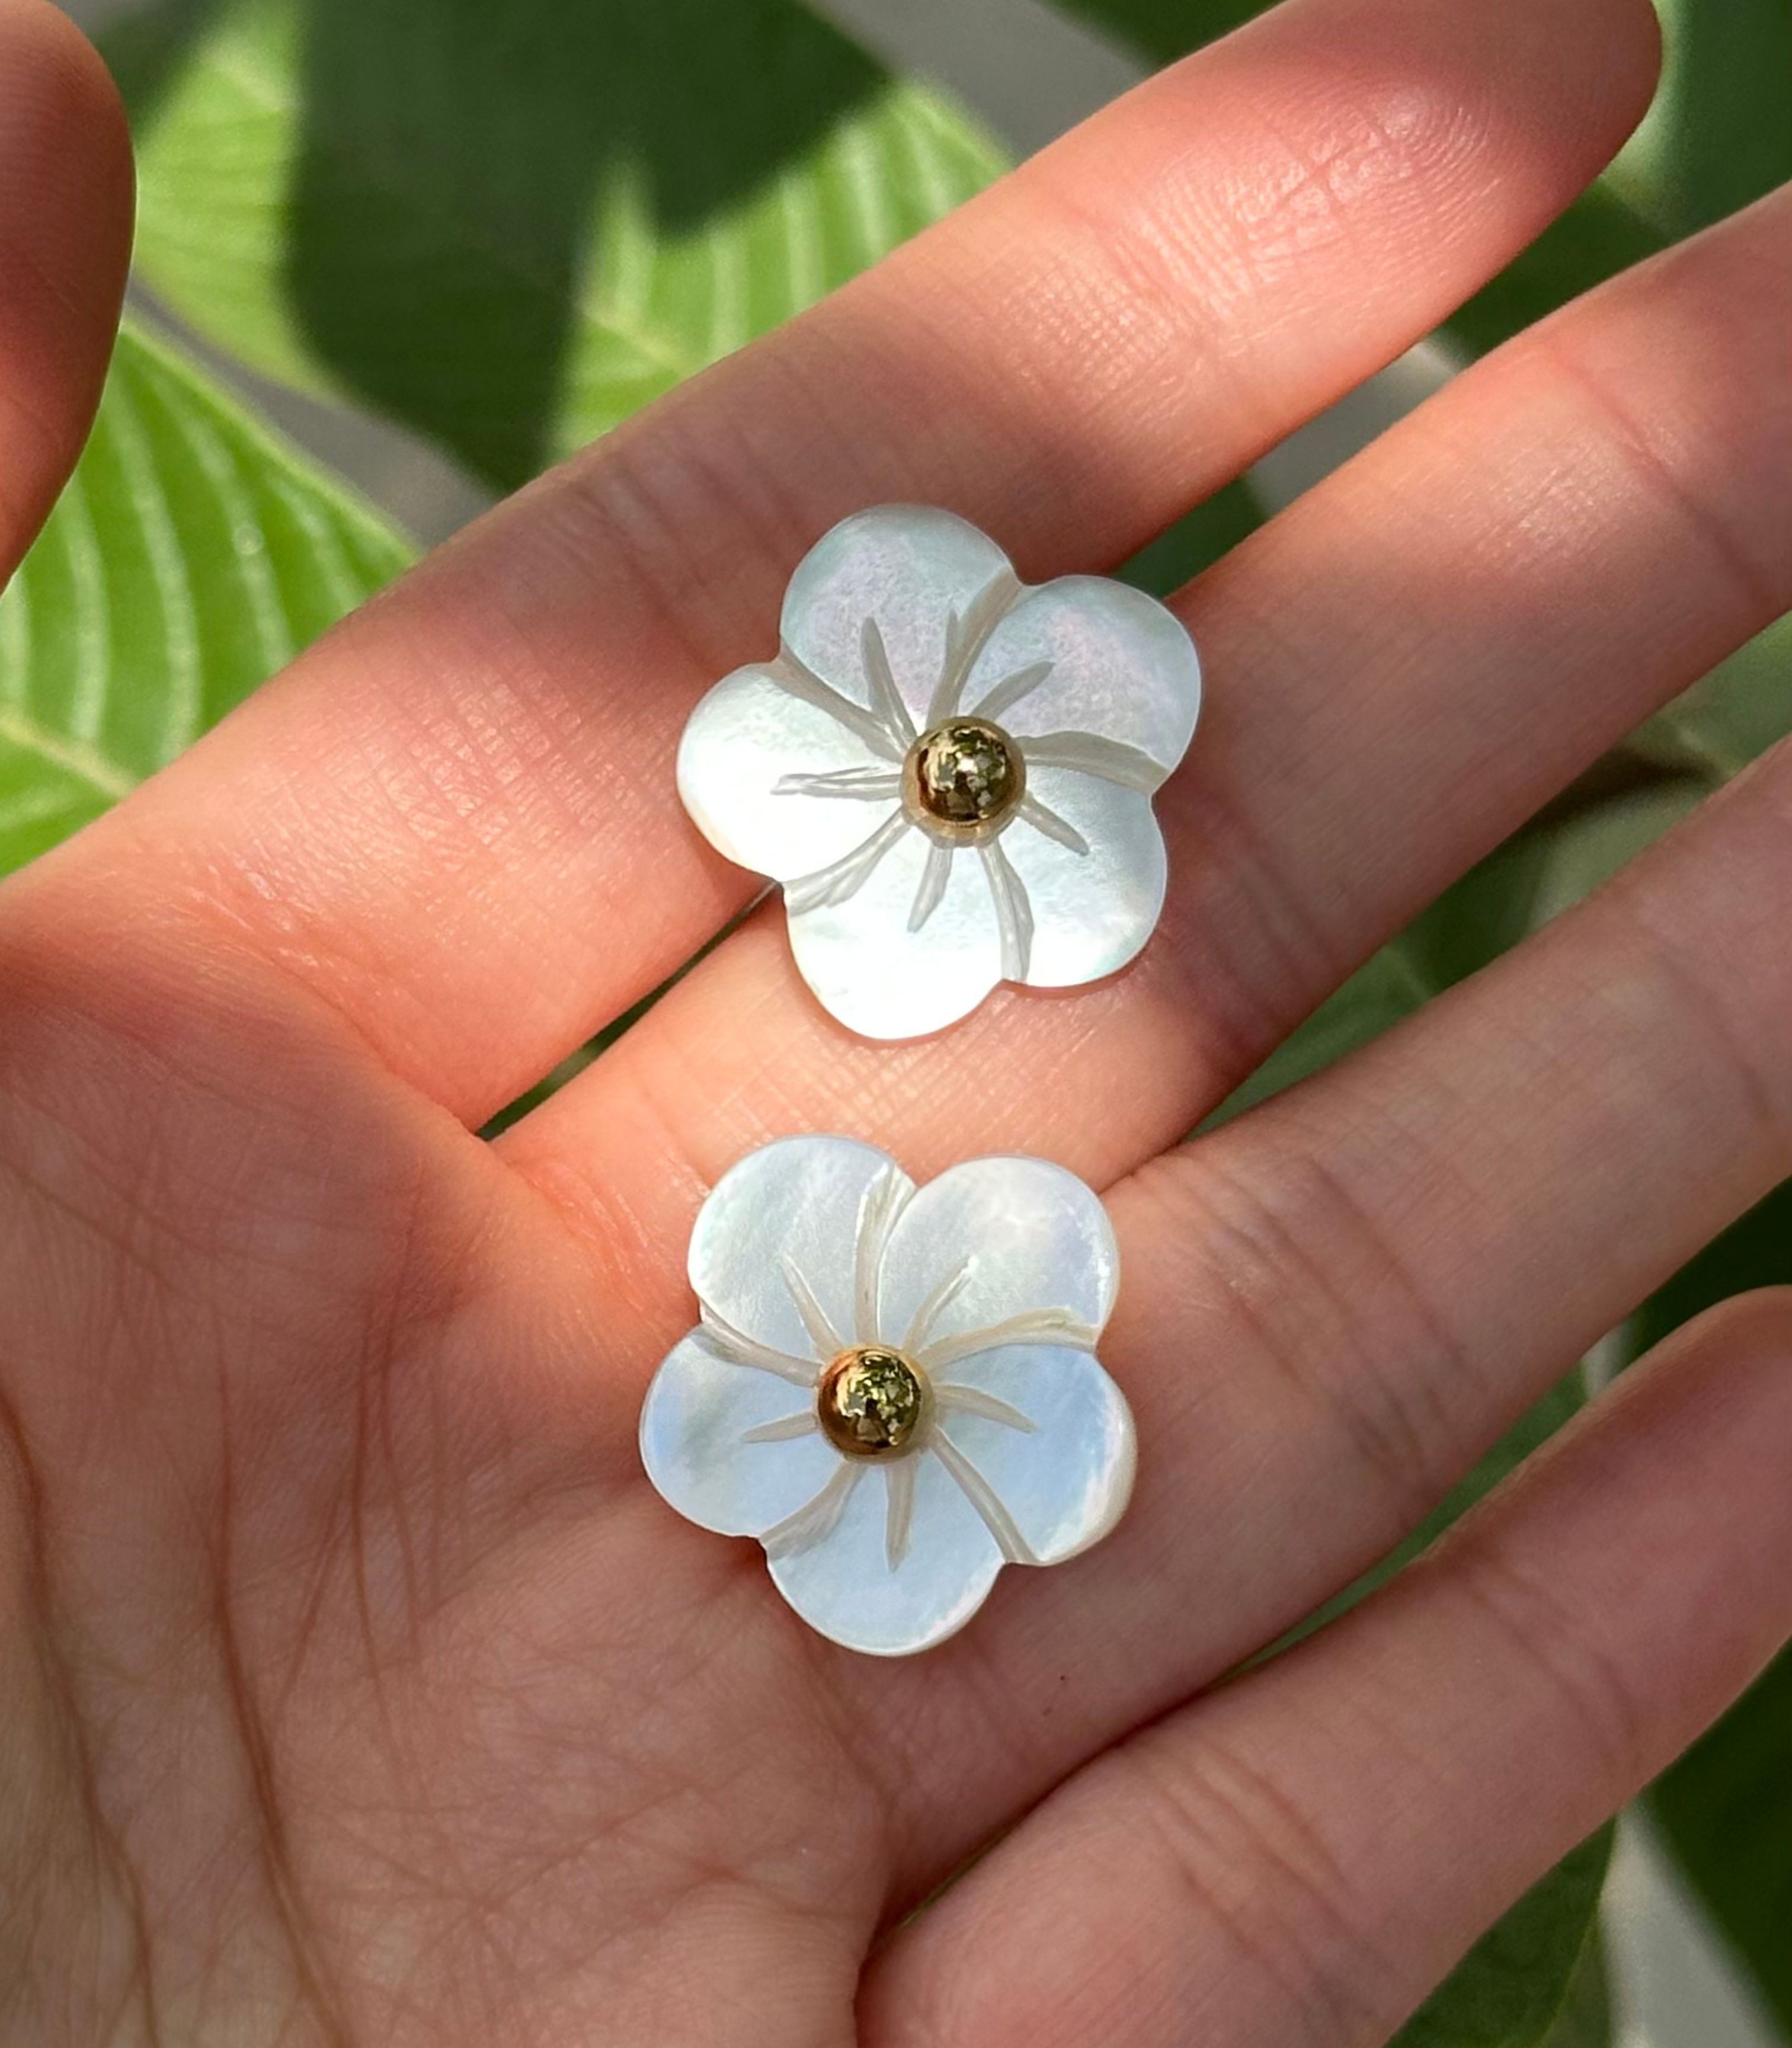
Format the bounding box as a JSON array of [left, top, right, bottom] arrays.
[[62, 0, 1665, 1122], [2, 0, 1791, 2042]]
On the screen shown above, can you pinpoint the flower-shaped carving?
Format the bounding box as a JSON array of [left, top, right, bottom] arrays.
[[677, 505, 1202, 1038], [639, 1135, 1135, 1656]]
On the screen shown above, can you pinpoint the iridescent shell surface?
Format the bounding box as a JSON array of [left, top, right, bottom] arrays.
[[677, 505, 1202, 1038], [639, 1135, 1135, 1656]]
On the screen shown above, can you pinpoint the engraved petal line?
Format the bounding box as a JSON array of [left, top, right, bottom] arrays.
[[903, 1257, 974, 1353], [741, 1411, 821, 1444], [854, 1164, 913, 1346], [772, 644, 906, 761], [1022, 730, 1168, 792], [927, 565, 1023, 727], [1017, 791, 1090, 856], [775, 766, 904, 801], [884, 1458, 919, 1571], [762, 1463, 860, 1560], [980, 836, 1034, 982], [907, 840, 953, 933], [785, 809, 911, 914], [971, 658, 1055, 725], [933, 1385, 1038, 1433], [919, 1309, 1102, 1372], [779, 1255, 845, 1361], [860, 613, 917, 745], [696, 1310, 821, 1387], [930, 1433, 1038, 1565]]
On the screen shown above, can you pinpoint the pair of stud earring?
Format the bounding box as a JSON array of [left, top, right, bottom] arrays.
[[640, 504, 1201, 1656]]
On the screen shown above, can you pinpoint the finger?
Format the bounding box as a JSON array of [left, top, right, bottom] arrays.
[[8, 0, 1659, 1122], [0, 0, 132, 569], [583, 689, 1792, 1913], [505, 187, 1792, 1266], [1009, 712, 1792, 1743], [861, 1289, 1792, 2048]]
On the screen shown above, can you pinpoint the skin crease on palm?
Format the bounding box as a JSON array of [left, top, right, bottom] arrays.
[[1, 0, 1791, 2037]]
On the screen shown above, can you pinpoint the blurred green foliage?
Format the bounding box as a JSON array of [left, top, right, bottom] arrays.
[[105, 0, 1005, 487], [0, 0, 1785, 2037], [0, 320, 409, 868]]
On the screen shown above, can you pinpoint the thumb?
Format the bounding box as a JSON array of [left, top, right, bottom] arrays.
[[0, 0, 133, 579]]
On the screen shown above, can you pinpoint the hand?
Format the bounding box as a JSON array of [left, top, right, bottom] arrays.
[[2, 0, 1788, 2041]]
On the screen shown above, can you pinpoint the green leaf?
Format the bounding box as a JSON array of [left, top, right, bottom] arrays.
[[1253, 1369, 1589, 1673], [1620, 1183, 1792, 2040], [1631, 1179, 1792, 1364], [108, 0, 1011, 489], [1535, 1921, 1612, 2048], [1393, 1831, 1615, 2048], [1648, 1649, 1792, 2039], [1044, 0, 1264, 66], [1196, 764, 1718, 1145], [1454, 0, 1792, 359], [1118, 476, 1264, 597], [0, 319, 412, 876], [1445, 185, 1667, 359], [1202, 936, 1435, 1130], [1045, 0, 1788, 363], [1403, 772, 1708, 996], [1607, 0, 1792, 242], [1047, 0, 1668, 357], [1628, 614, 1792, 785]]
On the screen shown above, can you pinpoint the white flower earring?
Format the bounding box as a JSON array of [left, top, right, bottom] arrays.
[[638, 1135, 1134, 1656], [677, 505, 1201, 1039]]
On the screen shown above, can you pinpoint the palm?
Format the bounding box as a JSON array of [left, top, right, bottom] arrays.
[[4, 0, 1792, 2043]]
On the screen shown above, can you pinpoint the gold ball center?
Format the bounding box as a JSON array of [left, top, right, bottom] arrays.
[[903, 718, 1024, 840], [816, 1346, 929, 1459]]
